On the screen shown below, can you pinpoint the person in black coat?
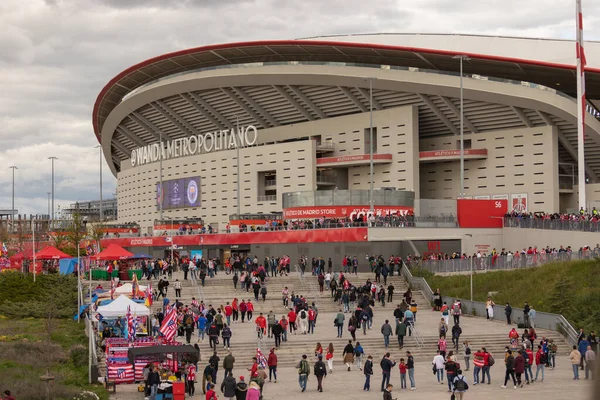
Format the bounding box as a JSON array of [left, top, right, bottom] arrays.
[[313, 355, 327, 392], [272, 321, 283, 348], [363, 355, 374, 391]]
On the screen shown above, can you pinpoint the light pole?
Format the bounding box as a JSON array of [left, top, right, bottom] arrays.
[[164, 217, 174, 262], [464, 233, 473, 301], [367, 77, 376, 214], [235, 116, 241, 216], [158, 132, 164, 222], [453, 55, 469, 199], [9, 166, 17, 233], [95, 145, 103, 221], [47, 192, 51, 218], [48, 157, 58, 227]]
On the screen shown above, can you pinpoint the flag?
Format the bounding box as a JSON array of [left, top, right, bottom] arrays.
[[110, 277, 115, 300], [85, 240, 93, 256], [160, 306, 177, 342], [132, 274, 139, 298], [126, 305, 135, 341], [107, 364, 135, 384], [256, 348, 267, 369], [145, 283, 153, 307], [1, 242, 7, 256]]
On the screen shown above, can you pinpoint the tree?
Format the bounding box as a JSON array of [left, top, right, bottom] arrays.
[[88, 222, 105, 254], [65, 212, 87, 255], [51, 231, 68, 250]]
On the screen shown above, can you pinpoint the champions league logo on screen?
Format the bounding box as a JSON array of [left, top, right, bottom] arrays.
[[187, 179, 199, 205]]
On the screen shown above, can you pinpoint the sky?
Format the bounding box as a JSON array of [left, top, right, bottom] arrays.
[[0, 0, 599, 217]]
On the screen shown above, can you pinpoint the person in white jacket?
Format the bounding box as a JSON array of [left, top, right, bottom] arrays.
[[432, 351, 445, 384]]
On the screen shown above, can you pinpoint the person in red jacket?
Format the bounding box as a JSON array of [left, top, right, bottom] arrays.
[[280, 316, 289, 342], [239, 300, 248, 323], [246, 300, 255, 321], [535, 344, 546, 382], [267, 348, 278, 383], [224, 302, 233, 326], [525, 347, 534, 384], [231, 298, 239, 323], [514, 352, 525, 387], [206, 383, 217, 400], [287, 309, 297, 335], [308, 308, 317, 334], [474, 348, 491, 384], [255, 313, 267, 337]]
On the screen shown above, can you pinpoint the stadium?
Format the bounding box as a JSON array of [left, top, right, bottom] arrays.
[[94, 33, 600, 250]]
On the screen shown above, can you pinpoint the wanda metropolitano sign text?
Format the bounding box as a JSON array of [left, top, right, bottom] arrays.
[[131, 125, 258, 167], [283, 206, 413, 220]]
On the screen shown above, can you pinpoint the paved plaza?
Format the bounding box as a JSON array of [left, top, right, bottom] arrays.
[[105, 271, 595, 400]]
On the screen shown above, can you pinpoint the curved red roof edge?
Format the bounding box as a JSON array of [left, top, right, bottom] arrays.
[[92, 39, 600, 143]]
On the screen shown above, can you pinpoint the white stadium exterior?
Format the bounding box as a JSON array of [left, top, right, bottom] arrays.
[[93, 34, 600, 233]]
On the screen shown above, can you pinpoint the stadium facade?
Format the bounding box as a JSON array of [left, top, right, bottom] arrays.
[[94, 34, 600, 234]]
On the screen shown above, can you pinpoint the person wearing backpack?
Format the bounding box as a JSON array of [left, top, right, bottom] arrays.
[[444, 357, 459, 392], [313, 354, 327, 392], [548, 339, 558, 369], [452, 369, 469, 399], [535, 344, 546, 382], [363, 355, 373, 391], [296, 354, 310, 392]]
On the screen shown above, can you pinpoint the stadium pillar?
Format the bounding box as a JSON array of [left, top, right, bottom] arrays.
[[453, 55, 469, 199], [576, 0, 587, 210], [368, 77, 374, 214], [159, 132, 164, 222]]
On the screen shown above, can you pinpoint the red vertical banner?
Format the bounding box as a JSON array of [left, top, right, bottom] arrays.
[[457, 199, 508, 228]]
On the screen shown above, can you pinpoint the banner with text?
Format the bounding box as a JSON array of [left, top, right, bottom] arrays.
[[282, 205, 413, 220]]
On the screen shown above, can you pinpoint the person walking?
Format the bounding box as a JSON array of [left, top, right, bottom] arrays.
[[222, 324, 232, 350], [381, 319, 393, 349], [570, 345, 581, 380], [452, 369, 469, 400], [382, 384, 394, 400], [314, 354, 327, 392], [452, 323, 462, 351], [514, 350, 525, 387], [326, 343, 334, 373], [363, 355, 374, 391], [463, 341, 471, 371], [395, 317, 407, 349], [452, 300, 462, 325], [221, 371, 237, 400], [343, 340, 355, 371], [432, 350, 445, 384], [174, 279, 182, 298], [223, 351, 235, 377], [235, 376, 248, 400], [296, 354, 310, 392], [335, 309, 345, 338], [504, 303, 512, 325], [355, 341, 365, 370], [147, 365, 160, 400], [380, 352, 396, 392], [501, 350, 517, 389], [267, 348, 278, 383], [585, 345, 596, 380], [445, 354, 459, 392], [535, 344, 546, 382]]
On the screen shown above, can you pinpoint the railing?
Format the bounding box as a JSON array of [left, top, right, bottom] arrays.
[[264, 179, 276, 187], [400, 262, 579, 346], [316, 141, 335, 150], [504, 217, 600, 232], [257, 195, 277, 202], [418, 251, 600, 274]]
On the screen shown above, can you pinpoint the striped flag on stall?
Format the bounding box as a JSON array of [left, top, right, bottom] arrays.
[[107, 364, 135, 384], [126, 305, 136, 341], [160, 306, 177, 342]]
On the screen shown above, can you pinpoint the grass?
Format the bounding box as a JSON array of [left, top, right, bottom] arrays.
[[0, 314, 109, 399], [411, 259, 600, 333]]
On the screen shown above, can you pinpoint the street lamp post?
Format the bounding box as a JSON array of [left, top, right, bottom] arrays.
[[47, 192, 51, 218], [9, 166, 17, 233], [368, 77, 375, 214], [453, 55, 469, 199], [48, 157, 58, 227], [464, 233, 474, 301], [95, 145, 103, 221]]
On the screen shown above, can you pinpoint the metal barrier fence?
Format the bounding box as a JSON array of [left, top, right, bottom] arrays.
[[418, 250, 600, 274], [400, 261, 579, 346], [504, 217, 600, 233]]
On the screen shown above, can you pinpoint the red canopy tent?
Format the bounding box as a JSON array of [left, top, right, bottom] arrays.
[[94, 244, 134, 261], [34, 246, 71, 260], [10, 249, 34, 263]]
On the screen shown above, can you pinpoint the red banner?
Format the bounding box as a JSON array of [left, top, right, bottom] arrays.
[[282, 205, 413, 220], [95, 227, 369, 249], [457, 199, 507, 228]]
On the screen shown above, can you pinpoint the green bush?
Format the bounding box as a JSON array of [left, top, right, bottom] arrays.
[[70, 345, 88, 368]]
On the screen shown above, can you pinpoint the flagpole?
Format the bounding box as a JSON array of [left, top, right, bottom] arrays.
[[576, 0, 587, 210], [77, 238, 81, 323], [32, 219, 36, 283]]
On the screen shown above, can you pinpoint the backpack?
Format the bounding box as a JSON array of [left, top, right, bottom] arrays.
[[551, 343, 558, 353], [300, 311, 307, 319], [540, 352, 548, 364], [465, 347, 471, 355], [488, 354, 495, 367], [314, 362, 325, 376], [299, 360, 310, 375], [454, 376, 468, 391]]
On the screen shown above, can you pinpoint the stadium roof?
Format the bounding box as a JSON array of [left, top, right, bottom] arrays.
[[94, 34, 600, 143]]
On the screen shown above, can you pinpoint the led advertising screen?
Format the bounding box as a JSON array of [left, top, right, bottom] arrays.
[[156, 176, 201, 210]]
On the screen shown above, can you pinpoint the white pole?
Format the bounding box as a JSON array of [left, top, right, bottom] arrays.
[[9, 166, 17, 233], [96, 145, 103, 221], [77, 237, 81, 323], [48, 157, 57, 228], [236, 116, 241, 216], [32, 219, 36, 282], [576, 0, 587, 210], [369, 78, 374, 214]]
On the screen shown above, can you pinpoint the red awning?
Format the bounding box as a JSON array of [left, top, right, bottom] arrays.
[[34, 246, 71, 260], [10, 249, 34, 262], [94, 244, 134, 261]]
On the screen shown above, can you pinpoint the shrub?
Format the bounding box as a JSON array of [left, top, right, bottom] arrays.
[[70, 345, 88, 368]]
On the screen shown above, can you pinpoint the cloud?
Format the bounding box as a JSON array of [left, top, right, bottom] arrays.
[[0, 0, 598, 217]]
